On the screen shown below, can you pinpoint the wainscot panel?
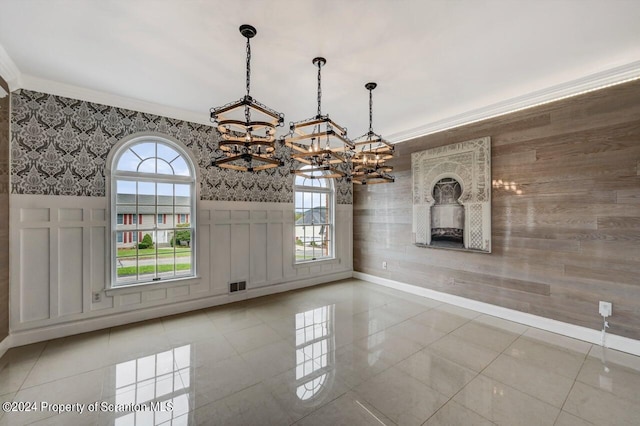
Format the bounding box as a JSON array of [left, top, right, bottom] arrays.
[[10, 195, 353, 343]]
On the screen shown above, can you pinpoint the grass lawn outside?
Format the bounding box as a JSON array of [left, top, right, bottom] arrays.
[[117, 247, 191, 258], [117, 263, 192, 276]]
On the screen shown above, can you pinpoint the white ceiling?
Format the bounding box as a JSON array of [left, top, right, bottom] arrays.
[[1, 0, 639, 142]]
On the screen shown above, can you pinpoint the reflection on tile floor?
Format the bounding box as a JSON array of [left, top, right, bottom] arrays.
[[2, 278, 640, 425]]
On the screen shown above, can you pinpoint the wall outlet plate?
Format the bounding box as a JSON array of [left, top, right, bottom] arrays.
[[92, 292, 101, 303], [599, 301, 612, 317], [382, 261, 388, 270]]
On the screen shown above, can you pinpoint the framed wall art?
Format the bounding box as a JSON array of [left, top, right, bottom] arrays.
[[412, 136, 491, 252]]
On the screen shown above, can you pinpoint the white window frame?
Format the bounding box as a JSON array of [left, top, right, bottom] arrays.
[[294, 168, 335, 264], [107, 134, 198, 288]]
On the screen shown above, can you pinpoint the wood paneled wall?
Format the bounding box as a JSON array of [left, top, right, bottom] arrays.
[[0, 76, 9, 342], [354, 80, 640, 340]]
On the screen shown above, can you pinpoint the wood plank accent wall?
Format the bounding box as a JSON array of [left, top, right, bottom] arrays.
[[0, 76, 9, 342], [354, 79, 640, 340]]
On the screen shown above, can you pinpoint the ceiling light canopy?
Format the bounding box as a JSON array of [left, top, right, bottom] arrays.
[[210, 24, 285, 172], [283, 57, 355, 179], [351, 82, 395, 185]]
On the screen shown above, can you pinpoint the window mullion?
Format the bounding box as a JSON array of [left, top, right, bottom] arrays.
[[155, 180, 159, 279], [173, 183, 177, 278], [135, 180, 140, 281]]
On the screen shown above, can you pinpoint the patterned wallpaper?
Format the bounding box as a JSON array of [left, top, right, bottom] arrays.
[[10, 90, 353, 204]]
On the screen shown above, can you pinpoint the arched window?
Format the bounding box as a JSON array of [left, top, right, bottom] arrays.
[[294, 167, 334, 262], [110, 136, 196, 287]]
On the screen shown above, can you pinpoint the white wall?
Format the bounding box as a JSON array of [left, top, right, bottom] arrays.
[[9, 194, 353, 345]]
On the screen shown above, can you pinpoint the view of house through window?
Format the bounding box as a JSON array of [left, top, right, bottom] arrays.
[[294, 167, 334, 262], [112, 138, 196, 286]]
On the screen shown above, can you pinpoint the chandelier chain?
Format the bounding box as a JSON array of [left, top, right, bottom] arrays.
[[245, 36, 251, 123], [369, 87, 373, 134], [245, 36, 251, 96], [317, 60, 322, 116]]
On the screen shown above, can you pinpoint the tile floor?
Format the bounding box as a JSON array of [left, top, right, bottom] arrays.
[[1, 278, 640, 425]]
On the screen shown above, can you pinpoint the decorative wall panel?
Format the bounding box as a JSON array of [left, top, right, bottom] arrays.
[[10, 195, 353, 337], [412, 137, 491, 251], [10, 90, 352, 204]]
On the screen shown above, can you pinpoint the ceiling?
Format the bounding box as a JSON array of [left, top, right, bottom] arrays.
[[1, 0, 639, 142]]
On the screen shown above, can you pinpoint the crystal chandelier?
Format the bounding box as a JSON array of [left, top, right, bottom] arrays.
[[210, 25, 285, 172], [351, 82, 395, 185], [283, 57, 354, 179]]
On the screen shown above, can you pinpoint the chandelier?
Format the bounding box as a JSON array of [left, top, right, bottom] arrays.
[[351, 82, 395, 185], [210, 25, 285, 172], [283, 57, 354, 179]]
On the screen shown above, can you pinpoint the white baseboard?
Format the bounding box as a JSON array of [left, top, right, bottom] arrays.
[[354, 272, 640, 357], [0, 335, 11, 359], [9, 270, 352, 348]]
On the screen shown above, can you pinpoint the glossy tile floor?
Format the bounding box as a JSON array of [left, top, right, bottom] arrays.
[[2, 279, 640, 425]]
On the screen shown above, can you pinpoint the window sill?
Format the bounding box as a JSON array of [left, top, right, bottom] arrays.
[[105, 275, 201, 296], [293, 257, 339, 268]]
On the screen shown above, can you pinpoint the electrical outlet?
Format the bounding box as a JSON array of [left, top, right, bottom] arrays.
[[92, 292, 101, 303], [599, 301, 612, 317], [382, 261, 388, 270]]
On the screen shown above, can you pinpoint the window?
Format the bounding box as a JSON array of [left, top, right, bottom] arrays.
[[294, 167, 334, 262], [111, 137, 196, 287]]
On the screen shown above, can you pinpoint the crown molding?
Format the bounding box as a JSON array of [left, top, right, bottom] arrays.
[[1, 42, 210, 125], [387, 60, 640, 144], [0, 42, 21, 90], [4, 40, 639, 138], [19, 74, 212, 126], [20, 74, 211, 126]]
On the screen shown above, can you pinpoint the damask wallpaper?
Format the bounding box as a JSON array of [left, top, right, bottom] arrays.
[[10, 90, 353, 204]]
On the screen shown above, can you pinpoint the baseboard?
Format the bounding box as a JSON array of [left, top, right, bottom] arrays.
[[247, 271, 353, 299], [353, 271, 640, 357], [0, 335, 11, 359], [9, 270, 352, 348]]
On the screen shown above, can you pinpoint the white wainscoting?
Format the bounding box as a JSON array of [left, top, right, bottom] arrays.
[[9, 195, 353, 345]]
